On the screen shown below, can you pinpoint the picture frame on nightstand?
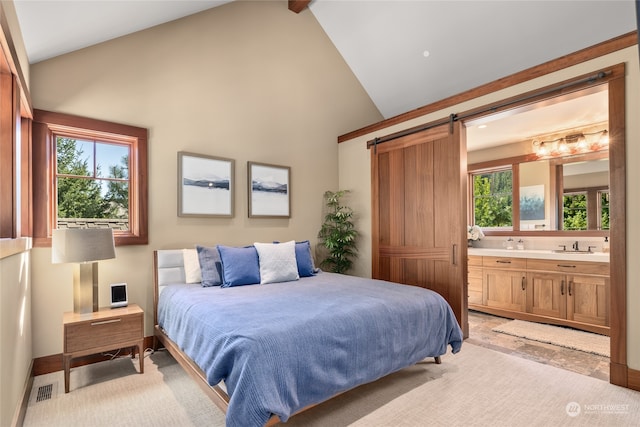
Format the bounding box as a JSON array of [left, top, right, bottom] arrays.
[[110, 283, 128, 308]]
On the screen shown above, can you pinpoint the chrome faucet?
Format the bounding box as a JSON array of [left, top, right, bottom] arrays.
[[572, 241, 580, 251]]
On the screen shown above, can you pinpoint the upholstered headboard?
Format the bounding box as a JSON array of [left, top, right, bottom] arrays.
[[153, 249, 186, 325]]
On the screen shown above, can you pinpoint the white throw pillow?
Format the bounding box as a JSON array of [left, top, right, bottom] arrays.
[[183, 248, 202, 284], [254, 241, 299, 284]]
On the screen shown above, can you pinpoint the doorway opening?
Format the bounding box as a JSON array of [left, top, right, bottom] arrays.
[[461, 67, 624, 384]]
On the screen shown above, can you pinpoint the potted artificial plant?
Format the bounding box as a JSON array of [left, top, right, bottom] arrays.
[[318, 190, 357, 274]]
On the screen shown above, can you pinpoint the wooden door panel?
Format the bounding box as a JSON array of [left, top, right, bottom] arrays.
[[377, 256, 391, 282], [431, 259, 455, 300], [483, 269, 526, 312], [402, 258, 432, 288], [378, 151, 404, 248], [568, 275, 608, 326], [527, 272, 566, 318], [372, 122, 466, 335], [378, 153, 391, 247], [403, 143, 435, 247]]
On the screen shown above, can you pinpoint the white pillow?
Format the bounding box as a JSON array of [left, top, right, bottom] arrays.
[[254, 241, 299, 284], [183, 249, 202, 284]]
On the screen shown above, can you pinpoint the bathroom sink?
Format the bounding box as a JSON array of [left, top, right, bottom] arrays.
[[551, 249, 594, 254]]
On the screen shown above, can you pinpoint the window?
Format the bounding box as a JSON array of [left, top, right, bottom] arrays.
[[599, 190, 609, 230], [562, 188, 609, 231], [55, 135, 130, 230], [33, 110, 148, 246], [563, 192, 587, 230], [471, 168, 513, 229]]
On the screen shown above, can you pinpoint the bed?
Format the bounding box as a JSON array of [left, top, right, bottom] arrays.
[[153, 247, 463, 426]]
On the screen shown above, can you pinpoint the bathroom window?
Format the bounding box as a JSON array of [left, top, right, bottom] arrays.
[[562, 188, 609, 231], [471, 167, 513, 229]]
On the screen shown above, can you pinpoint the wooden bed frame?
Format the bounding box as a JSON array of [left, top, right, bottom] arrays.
[[152, 249, 442, 425]]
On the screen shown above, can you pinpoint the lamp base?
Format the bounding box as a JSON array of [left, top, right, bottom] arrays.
[[73, 263, 99, 314]]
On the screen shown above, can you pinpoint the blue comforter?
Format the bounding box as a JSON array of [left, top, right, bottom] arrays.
[[158, 271, 463, 426]]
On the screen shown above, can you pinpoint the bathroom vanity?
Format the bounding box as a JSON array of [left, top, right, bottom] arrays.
[[468, 248, 610, 335]]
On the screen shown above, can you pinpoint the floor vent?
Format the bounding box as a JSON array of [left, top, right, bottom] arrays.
[[36, 384, 53, 402]]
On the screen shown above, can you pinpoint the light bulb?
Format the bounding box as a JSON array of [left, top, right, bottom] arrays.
[[558, 138, 569, 153], [576, 134, 588, 150], [537, 142, 549, 157]]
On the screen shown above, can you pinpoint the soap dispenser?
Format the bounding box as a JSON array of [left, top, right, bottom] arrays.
[[603, 236, 610, 253], [517, 239, 525, 250], [503, 237, 514, 250]]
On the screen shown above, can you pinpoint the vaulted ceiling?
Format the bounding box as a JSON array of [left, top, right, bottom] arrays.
[[12, 0, 638, 148]]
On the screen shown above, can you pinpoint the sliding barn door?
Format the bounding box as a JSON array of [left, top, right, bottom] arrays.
[[372, 122, 468, 336]]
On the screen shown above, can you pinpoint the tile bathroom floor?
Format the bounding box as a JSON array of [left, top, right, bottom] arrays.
[[467, 310, 610, 381]]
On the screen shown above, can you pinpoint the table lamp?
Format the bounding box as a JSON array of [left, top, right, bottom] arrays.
[[51, 228, 116, 314]]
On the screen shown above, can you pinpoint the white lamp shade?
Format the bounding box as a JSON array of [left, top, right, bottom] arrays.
[[51, 228, 116, 264]]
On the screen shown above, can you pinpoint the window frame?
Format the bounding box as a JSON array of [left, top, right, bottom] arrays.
[[53, 131, 132, 227], [0, 51, 19, 239], [33, 110, 148, 246], [470, 165, 514, 231], [561, 186, 609, 231]]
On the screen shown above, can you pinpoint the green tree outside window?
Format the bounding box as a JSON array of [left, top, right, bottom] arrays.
[[472, 170, 513, 228], [56, 137, 129, 225], [563, 193, 587, 230]]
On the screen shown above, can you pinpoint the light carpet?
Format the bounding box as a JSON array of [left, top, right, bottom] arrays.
[[24, 343, 639, 427], [492, 319, 610, 357]]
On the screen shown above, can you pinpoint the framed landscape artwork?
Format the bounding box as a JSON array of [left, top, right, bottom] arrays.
[[248, 161, 291, 218], [178, 152, 234, 217], [520, 184, 545, 220]]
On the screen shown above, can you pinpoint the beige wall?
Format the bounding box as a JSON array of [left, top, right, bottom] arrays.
[[0, 249, 32, 427], [339, 46, 640, 370], [28, 1, 382, 358]]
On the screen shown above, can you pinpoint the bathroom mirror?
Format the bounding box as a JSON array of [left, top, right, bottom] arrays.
[[469, 149, 609, 234]]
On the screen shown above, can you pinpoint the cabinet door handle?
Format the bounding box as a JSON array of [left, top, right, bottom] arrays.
[[560, 280, 565, 295], [521, 276, 526, 291], [568, 281, 573, 296], [557, 264, 576, 268], [496, 260, 511, 264], [91, 319, 122, 326]]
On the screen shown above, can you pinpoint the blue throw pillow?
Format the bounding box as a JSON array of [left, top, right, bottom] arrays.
[[217, 245, 261, 287], [295, 241, 317, 277], [196, 245, 223, 287]]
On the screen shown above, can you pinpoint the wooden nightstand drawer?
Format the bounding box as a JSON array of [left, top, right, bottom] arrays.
[[63, 304, 144, 393], [65, 312, 142, 353]]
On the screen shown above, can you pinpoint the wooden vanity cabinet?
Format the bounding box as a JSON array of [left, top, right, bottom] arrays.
[[526, 271, 566, 319], [467, 255, 483, 305], [526, 259, 609, 330], [482, 257, 527, 312], [469, 255, 609, 335]]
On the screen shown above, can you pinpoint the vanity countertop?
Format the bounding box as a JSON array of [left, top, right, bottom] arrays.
[[467, 248, 609, 263]]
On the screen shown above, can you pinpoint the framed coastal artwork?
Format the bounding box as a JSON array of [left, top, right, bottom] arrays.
[[178, 152, 234, 217], [248, 161, 291, 218]]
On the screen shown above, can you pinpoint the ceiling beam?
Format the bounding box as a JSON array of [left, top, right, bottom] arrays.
[[288, 1, 311, 14]]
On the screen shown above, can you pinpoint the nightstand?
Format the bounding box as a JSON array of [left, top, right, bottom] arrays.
[[63, 303, 144, 393]]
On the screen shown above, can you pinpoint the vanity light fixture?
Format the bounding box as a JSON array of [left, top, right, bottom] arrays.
[[532, 129, 608, 158]]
